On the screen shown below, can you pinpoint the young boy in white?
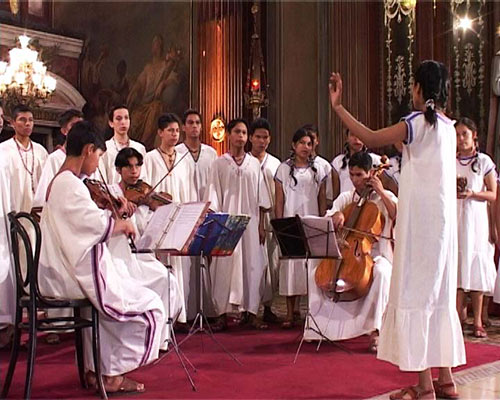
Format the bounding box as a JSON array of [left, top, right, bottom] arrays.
[[248, 118, 281, 323], [99, 105, 146, 184], [306, 151, 396, 351], [0, 105, 47, 346], [39, 121, 165, 394], [205, 119, 270, 330], [33, 109, 83, 211]]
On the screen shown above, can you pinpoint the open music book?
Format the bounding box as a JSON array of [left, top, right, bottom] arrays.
[[271, 215, 341, 259], [136, 201, 210, 253]]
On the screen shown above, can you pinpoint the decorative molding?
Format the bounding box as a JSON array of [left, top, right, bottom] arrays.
[[0, 23, 83, 59]]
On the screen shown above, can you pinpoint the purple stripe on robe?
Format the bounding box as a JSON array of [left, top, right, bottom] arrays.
[[90, 243, 155, 367], [98, 216, 114, 244]]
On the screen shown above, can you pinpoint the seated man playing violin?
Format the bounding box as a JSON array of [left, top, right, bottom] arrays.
[[105, 146, 184, 326], [321, 151, 397, 352], [38, 121, 169, 394]]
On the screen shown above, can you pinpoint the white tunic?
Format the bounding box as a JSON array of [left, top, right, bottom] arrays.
[[274, 159, 327, 296], [0, 157, 14, 326], [0, 138, 47, 325], [175, 142, 217, 320], [107, 183, 184, 333], [377, 112, 466, 371], [332, 152, 381, 194], [456, 153, 497, 293], [33, 148, 66, 208], [99, 138, 146, 184], [305, 189, 395, 341], [205, 153, 271, 315], [143, 148, 191, 322], [39, 171, 166, 375], [254, 153, 281, 304], [175, 143, 217, 201], [315, 155, 334, 203], [0, 137, 48, 212]]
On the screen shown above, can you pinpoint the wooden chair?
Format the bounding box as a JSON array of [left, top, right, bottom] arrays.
[[1, 211, 107, 399]]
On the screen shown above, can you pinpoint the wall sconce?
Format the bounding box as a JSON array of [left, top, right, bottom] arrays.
[[244, 2, 268, 121], [210, 117, 225, 142]]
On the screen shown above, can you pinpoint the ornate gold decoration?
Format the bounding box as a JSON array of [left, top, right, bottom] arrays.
[[210, 118, 226, 142], [384, 0, 416, 123], [9, 0, 19, 15], [462, 43, 477, 95]]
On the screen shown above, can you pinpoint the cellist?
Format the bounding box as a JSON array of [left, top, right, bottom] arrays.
[[324, 151, 397, 352]]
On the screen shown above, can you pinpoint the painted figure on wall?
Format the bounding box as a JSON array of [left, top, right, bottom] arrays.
[[127, 34, 182, 149]]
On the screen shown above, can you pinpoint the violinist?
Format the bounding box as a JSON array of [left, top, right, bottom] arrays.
[[38, 121, 166, 394], [321, 151, 397, 352]]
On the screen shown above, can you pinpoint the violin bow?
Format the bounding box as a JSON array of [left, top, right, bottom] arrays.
[[148, 150, 190, 193]]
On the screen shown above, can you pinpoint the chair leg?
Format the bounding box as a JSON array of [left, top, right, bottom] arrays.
[[92, 307, 107, 400], [24, 302, 37, 399], [1, 307, 23, 398], [74, 307, 86, 389]]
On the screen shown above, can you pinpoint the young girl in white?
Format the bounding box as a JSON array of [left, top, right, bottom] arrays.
[[331, 129, 381, 196], [329, 61, 465, 400], [274, 128, 327, 328], [455, 117, 497, 338]]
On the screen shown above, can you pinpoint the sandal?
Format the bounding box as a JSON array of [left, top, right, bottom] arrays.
[[248, 314, 269, 330], [106, 376, 145, 396], [482, 319, 492, 328], [390, 386, 435, 400], [44, 333, 61, 345], [432, 380, 459, 399], [473, 325, 487, 338]]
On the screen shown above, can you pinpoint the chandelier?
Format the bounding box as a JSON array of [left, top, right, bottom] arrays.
[[0, 35, 57, 111]]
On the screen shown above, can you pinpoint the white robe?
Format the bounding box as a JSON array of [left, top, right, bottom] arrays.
[[99, 138, 146, 184], [456, 153, 497, 293], [143, 148, 191, 322], [332, 152, 381, 194], [33, 148, 66, 209], [377, 112, 466, 371], [315, 155, 334, 203], [39, 171, 166, 376], [205, 153, 271, 315], [305, 189, 395, 341], [107, 183, 184, 334], [254, 153, 281, 304], [0, 157, 14, 326], [175, 143, 217, 320], [0, 138, 47, 325], [274, 159, 327, 296]]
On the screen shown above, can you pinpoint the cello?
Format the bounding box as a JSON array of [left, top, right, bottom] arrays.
[[314, 159, 390, 301]]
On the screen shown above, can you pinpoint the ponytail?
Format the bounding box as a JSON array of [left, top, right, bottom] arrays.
[[424, 98, 437, 126]]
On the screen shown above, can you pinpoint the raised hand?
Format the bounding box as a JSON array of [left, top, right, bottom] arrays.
[[329, 73, 343, 109]]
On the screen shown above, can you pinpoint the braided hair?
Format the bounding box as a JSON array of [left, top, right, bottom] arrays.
[[340, 129, 367, 169], [414, 60, 450, 126], [288, 128, 318, 187], [455, 117, 480, 174]]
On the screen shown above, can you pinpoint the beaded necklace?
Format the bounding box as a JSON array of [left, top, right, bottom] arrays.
[[14, 137, 35, 194]]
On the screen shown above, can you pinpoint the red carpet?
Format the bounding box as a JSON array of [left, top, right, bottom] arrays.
[[1, 325, 500, 399]]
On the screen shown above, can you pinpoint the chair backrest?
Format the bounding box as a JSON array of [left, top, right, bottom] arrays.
[[8, 211, 45, 303]]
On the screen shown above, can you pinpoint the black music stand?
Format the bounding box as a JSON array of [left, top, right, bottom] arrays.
[[176, 214, 250, 366], [271, 216, 348, 362]]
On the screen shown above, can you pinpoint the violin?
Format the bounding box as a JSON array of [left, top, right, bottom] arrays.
[[84, 177, 137, 251], [124, 180, 172, 211], [314, 159, 390, 302]]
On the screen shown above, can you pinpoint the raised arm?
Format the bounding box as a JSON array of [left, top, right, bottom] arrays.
[[329, 73, 407, 148]]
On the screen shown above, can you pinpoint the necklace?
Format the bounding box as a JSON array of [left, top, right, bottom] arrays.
[[232, 153, 245, 166], [457, 152, 476, 166], [13, 137, 35, 194], [158, 147, 176, 168], [113, 137, 130, 152]]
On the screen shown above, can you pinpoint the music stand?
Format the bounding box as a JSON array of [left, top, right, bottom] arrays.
[[176, 213, 250, 366], [271, 216, 348, 362]]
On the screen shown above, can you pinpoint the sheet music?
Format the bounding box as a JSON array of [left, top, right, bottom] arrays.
[[136, 202, 209, 251], [300, 216, 340, 258]]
